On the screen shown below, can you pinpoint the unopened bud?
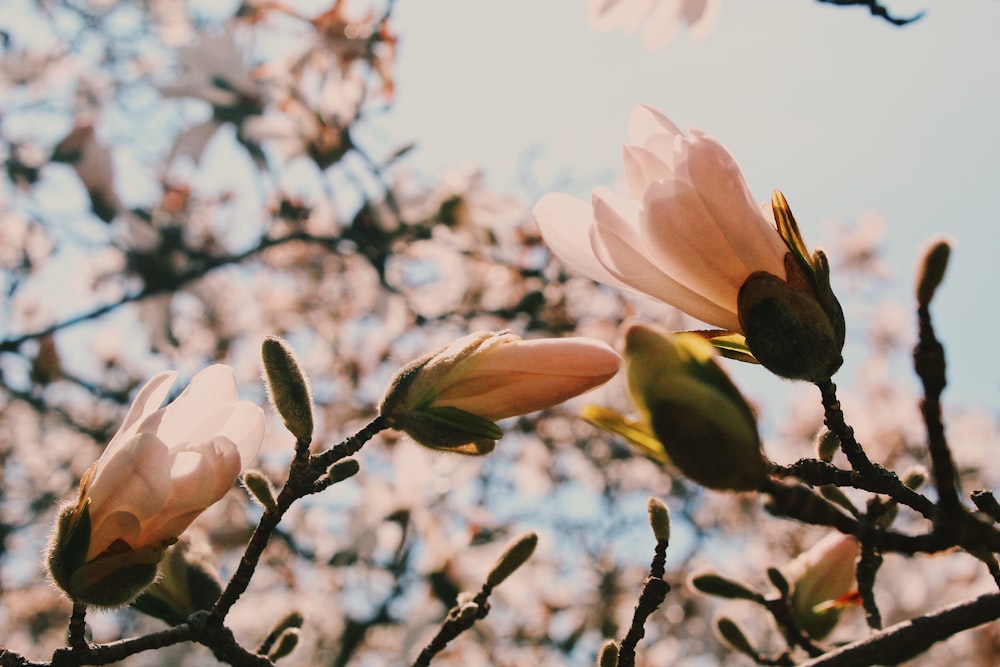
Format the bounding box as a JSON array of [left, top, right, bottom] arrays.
[[766, 567, 790, 597], [597, 639, 619, 667], [242, 470, 277, 511], [715, 617, 757, 657], [817, 429, 840, 463], [646, 498, 671, 544], [268, 628, 300, 661], [262, 336, 314, 440], [689, 573, 760, 602], [486, 532, 538, 588], [903, 466, 927, 490], [327, 458, 360, 484], [625, 324, 768, 491], [916, 239, 951, 308]]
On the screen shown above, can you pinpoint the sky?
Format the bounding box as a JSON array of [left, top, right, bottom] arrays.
[[376, 0, 1000, 411]]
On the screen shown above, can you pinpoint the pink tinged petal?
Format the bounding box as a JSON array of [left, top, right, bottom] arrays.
[[641, 178, 751, 312], [105, 371, 177, 455], [532, 193, 634, 292], [623, 144, 674, 198], [589, 0, 655, 32], [147, 365, 239, 445], [628, 104, 682, 146], [641, 0, 682, 49], [686, 0, 722, 39], [85, 433, 172, 558], [138, 436, 242, 547], [590, 190, 742, 331], [683, 133, 788, 274], [216, 401, 266, 466], [434, 339, 620, 421]]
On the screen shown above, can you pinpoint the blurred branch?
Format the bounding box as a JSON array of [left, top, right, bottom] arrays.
[[815, 0, 924, 25]]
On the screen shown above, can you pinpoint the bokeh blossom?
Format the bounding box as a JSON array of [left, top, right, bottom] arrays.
[[588, 0, 721, 49], [47, 365, 264, 607]]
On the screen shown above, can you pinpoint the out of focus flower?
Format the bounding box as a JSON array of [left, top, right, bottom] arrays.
[[160, 31, 267, 164], [47, 365, 264, 607], [51, 120, 123, 222], [588, 0, 720, 49], [785, 533, 861, 639], [379, 331, 621, 455], [617, 322, 768, 491], [533, 105, 844, 381]]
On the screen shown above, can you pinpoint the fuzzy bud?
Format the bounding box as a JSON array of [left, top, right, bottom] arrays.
[[646, 497, 671, 544], [916, 239, 951, 308], [486, 532, 538, 588], [690, 573, 760, 602], [261, 336, 314, 440]]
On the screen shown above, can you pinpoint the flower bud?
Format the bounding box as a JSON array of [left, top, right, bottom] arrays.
[[131, 534, 223, 625], [784, 533, 861, 639], [624, 324, 768, 491], [379, 331, 620, 455], [486, 532, 538, 588], [261, 336, 314, 440], [737, 192, 845, 382]]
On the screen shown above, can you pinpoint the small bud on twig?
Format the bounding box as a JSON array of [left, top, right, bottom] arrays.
[[268, 628, 300, 661], [916, 239, 951, 308], [597, 639, 619, 667], [646, 498, 671, 544], [242, 470, 277, 512], [486, 532, 538, 588], [715, 617, 757, 656], [261, 336, 314, 441], [690, 573, 760, 602]]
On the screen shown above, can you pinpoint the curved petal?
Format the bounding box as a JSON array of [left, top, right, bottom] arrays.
[[683, 133, 788, 273], [641, 178, 751, 312], [149, 365, 239, 445], [686, 0, 722, 39], [106, 371, 177, 455], [139, 436, 242, 546], [623, 144, 674, 197], [217, 401, 265, 466], [532, 192, 633, 292], [641, 0, 682, 49], [591, 191, 741, 330], [628, 104, 682, 146], [85, 433, 171, 558]]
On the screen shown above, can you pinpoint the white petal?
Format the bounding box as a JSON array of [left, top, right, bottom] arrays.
[[623, 144, 674, 198], [106, 371, 177, 455], [683, 132, 787, 274], [628, 104, 682, 146], [641, 178, 751, 312], [532, 193, 633, 291], [217, 401, 265, 466], [150, 365, 239, 445], [590, 192, 741, 330]]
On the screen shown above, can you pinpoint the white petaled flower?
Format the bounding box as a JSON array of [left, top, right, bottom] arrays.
[[785, 533, 861, 639], [535, 105, 788, 333], [48, 365, 265, 607]]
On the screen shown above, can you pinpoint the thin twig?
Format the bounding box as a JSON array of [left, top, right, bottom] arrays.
[[617, 539, 671, 667]]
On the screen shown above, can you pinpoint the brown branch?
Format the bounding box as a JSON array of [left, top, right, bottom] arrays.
[[617, 539, 671, 667], [797, 592, 1000, 667]]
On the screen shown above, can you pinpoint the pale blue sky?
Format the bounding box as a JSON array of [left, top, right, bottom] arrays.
[[379, 0, 1000, 410]]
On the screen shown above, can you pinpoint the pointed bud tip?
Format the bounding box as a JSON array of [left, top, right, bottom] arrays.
[[486, 532, 538, 588]]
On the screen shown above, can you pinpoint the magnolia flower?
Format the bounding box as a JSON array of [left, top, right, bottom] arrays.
[[589, 0, 721, 49], [47, 365, 264, 607], [785, 533, 861, 639], [534, 105, 844, 381], [379, 331, 621, 455]]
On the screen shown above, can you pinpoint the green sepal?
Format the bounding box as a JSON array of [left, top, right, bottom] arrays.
[[689, 330, 759, 365], [415, 405, 503, 441], [772, 190, 814, 276], [581, 404, 667, 464], [60, 500, 92, 582]]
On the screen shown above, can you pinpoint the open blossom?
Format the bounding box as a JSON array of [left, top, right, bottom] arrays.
[[47, 365, 264, 606], [379, 331, 621, 455], [534, 105, 844, 381]]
